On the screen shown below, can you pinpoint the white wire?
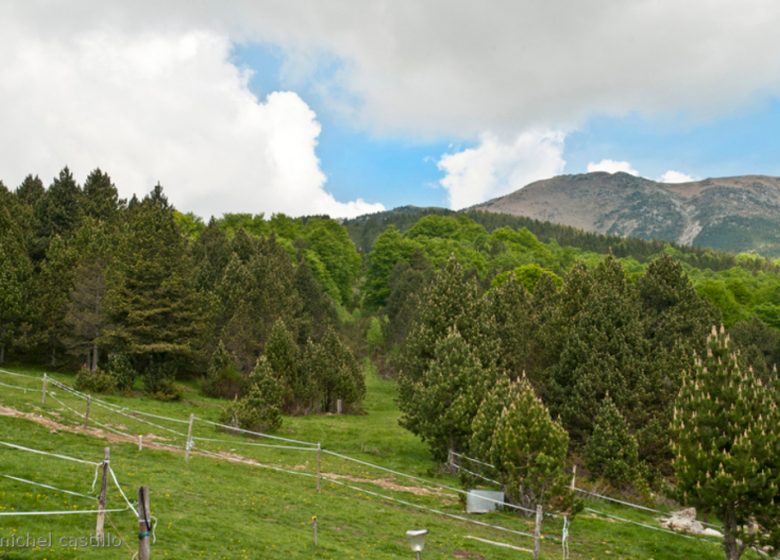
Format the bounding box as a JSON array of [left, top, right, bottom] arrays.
[[1, 474, 97, 500], [325, 477, 545, 541], [323, 449, 554, 517], [0, 380, 32, 392], [0, 440, 100, 466], [195, 416, 318, 447], [450, 461, 502, 486], [108, 466, 139, 518], [198, 448, 317, 479], [0, 368, 41, 380], [450, 451, 498, 470], [584, 508, 720, 545], [0, 507, 128, 517], [191, 435, 318, 452]]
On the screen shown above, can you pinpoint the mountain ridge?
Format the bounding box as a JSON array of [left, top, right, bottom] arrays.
[[472, 172, 780, 257]]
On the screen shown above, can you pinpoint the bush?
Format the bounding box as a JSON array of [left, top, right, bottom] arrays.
[[221, 357, 282, 432], [142, 361, 181, 401], [202, 340, 244, 399], [106, 353, 136, 392], [74, 366, 117, 394]]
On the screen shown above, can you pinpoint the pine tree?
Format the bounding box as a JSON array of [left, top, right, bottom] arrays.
[[482, 375, 570, 509], [222, 356, 283, 432], [202, 340, 243, 399], [672, 326, 780, 560], [584, 395, 640, 488], [469, 375, 513, 461], [264, 319, 300, 410], [33, 167, 82, 260], [107, 184, 202, 391], [401, 328, 498, 461], [0, 185, 33, 363], [15, 175, 45, 208], [81, 168, 122, 222]]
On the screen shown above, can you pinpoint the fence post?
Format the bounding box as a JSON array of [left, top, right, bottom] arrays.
[[533, 504, 543, 560], [570, 465, 577, 491], [83, 395, 92, 428], [311, 515, 318, 546], [336, 399, 342, 415], [137, 486, 151, 560], [185, 414, 194, 463], [95, 447, 110, 543], [41, 373, 47, 405], [316, 443, 321, 493], [562, 515, 570, 560], [138, 435, 143, 451]]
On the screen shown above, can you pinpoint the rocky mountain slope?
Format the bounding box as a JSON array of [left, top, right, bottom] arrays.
[[473, 172, 780, 257]]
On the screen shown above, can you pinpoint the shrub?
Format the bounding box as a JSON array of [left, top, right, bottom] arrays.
[[202, 340, 244, 399], [74, 366, 117, 394], [142, 361, 181, 401], [106, 353, 136, 392], [221, 357, 282, 432]]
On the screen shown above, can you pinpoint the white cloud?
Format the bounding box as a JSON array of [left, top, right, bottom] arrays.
[[659, 170, 695, 183], [0, 24, 383, 219], [438, 130, 566, 209], [7, 2, 780, 138], [586, 160, 639, 176]]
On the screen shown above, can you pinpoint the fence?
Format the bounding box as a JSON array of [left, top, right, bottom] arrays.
[[3, 366, 719, 559]]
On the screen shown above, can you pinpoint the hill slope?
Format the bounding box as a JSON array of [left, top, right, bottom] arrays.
[[473, 172, 780, 257]]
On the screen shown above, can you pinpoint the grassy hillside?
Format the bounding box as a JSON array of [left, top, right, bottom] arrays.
[[0, 364, 755, 559]]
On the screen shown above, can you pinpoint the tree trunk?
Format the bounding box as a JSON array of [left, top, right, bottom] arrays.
[[50, 347, 57, 367], [0, 343, 5, 364], [91, 342, 99, 372], [722, 509, 743, 560]]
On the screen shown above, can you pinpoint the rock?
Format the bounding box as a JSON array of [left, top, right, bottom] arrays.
[[658, 507, 722, 537]]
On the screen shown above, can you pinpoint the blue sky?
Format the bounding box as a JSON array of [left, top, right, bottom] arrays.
[[4, 2, 780, 218], [233, 40, 780, 211]]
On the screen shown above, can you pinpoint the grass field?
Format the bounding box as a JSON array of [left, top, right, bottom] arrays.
[[0, 363, 755, 559]]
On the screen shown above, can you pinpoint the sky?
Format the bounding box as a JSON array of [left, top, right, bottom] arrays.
[[2, 1, 780, 218]]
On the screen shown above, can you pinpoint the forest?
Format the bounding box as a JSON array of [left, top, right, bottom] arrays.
[[1, 167, 778, 558]]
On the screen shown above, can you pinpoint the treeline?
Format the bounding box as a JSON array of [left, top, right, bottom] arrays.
[[346, 205, 778, 273], [0, 168, 365, 420]]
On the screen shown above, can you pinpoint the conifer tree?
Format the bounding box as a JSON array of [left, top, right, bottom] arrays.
[[107, 184, 202, 390], [401, 328, 498, 461], [265, 319, 300, 410], [469, 375, 513, 461], [223, 356, 283, 432], [202, 340, 243, 399], [584, 395, 640, 488], [81, 168, 122, 222], [480, 375, 570, 509], [33, 167, 82, 260], [672, 326, 780, 560], [15, 175, 45, 208]]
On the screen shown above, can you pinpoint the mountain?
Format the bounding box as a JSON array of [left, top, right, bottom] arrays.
[[473, 172, 780, 257]]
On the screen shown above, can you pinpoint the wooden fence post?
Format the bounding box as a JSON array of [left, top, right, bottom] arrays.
[[185, 414, 194, 463], [311, 515, 318, 546], [137, 486, 151, 560], [570, 464, 577, 490], [533, 504, 543, 560], [138, 435, 143, 451], [41, 373, 47, 405], [95, 447, 110, 542], [336, 399, 343, 415], [83, 395, 92, 428]]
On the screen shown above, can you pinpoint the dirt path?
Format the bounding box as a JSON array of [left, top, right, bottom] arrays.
[[0, 404, 452, 500]]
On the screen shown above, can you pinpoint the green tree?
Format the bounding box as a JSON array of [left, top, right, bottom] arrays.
[[584, 395, 640, 488], [107, 184, 202, 391], [672, 326, 780, 560], [81, 168, 122, 222], [264, 319, 300, 411], [364, 225, 419, 308], [401, 328, 498, 461], [476, 375, 570, 509], [222, 356, 283, 432], [15, 175, 45, 208], [33, 167, 82, 260], [202, 340, 243, 399]]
